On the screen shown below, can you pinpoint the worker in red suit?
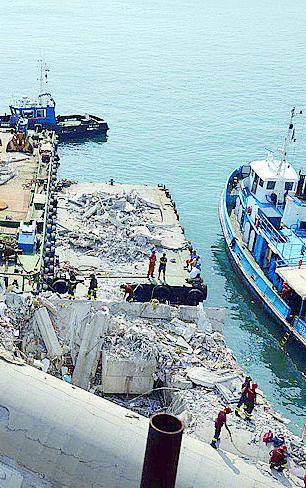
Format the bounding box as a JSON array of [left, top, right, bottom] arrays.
[[210, 407, 232, 449], [147, 250, 157, 278], [243, 383, 257, 420], [235, 376, 252, 416], [269, 445, 288, 471]]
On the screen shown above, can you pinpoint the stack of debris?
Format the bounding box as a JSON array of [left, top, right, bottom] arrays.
[[56, 186, 187, 278], [0, 290, 304, 475]]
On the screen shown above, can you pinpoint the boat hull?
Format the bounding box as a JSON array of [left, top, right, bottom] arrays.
[[219, 172, 306, 350]]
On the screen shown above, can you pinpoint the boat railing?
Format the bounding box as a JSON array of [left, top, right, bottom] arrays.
[[259, 213, 287, 244], [276, 254, 305, 267]]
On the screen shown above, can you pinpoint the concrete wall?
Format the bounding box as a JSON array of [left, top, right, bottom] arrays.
[[0, 359, 283, 488], [100, 351, 156, 394]]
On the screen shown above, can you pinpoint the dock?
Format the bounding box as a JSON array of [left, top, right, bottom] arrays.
[[0, 127, 58, 292]]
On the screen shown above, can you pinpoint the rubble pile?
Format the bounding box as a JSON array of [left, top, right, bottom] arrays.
[[57, 187, 187, 275], [0, 290, 304, 474], [0, 291, 32, 358]]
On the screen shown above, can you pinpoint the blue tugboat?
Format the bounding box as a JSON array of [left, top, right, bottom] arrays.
[[0, 64, 109, 141], [0, 92, 108, 141], [219, 108, 306, 349]]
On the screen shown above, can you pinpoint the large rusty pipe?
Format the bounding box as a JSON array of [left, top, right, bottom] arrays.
[[140, 413, 184, 488]]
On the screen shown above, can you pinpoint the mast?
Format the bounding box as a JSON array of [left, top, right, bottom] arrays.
[[277, 107, 302, 175], [38, 60, 50, 94]]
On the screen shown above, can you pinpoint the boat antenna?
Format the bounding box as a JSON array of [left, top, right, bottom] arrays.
[[277, 107, 302, 175], [38, 59, 50, 94]]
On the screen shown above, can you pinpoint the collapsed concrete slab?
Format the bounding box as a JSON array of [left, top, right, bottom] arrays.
[[33, 307, 62, 359], [100, 351, 157, 394], [72, 308, 110, 390], [117, 301, 172, 320], [187, 366, 240, 389]]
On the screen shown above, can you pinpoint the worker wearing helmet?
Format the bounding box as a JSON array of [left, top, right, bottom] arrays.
[[235, 376, 252, 417], [210, 407, 232, 449], [269, 444, 288, 471], [243, 383, 257, 420], [87, 274, 98, 300]]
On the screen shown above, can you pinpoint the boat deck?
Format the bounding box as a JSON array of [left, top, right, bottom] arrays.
[[0, 131, 41, 230], [0, 128, 56, 290]]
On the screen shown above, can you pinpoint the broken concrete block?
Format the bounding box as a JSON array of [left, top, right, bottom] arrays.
[[83, 203, 100, 219], [186, 366, 239, 389], [120, 302, 172, 320], [100, 350, 156, 394], [34, 307, 62, 359], [72, 308, 109, 390], [197, 303, 212, 333], [205, 308, 226, 334], [170, 373, 193, 390], [37, 296, 57, 316], [169, 318, 196, 342], [177, 305, 198, 323], [176, 336, 193, 354]]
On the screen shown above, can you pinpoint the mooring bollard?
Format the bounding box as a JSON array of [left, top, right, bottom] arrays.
[[140, 413, 184, 488]]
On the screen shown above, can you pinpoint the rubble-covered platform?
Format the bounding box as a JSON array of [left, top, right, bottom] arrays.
[[1, 290, 305, 484], [52, 182, 207, 304]]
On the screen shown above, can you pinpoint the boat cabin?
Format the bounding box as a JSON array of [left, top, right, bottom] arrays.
[[9, 93, 56, 131], [249, 158, 298, 206]]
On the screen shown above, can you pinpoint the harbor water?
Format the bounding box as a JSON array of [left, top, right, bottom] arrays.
[[0, 0, 305, 434]]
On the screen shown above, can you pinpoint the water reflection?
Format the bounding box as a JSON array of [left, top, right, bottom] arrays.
[[212, 239, 305, 433]]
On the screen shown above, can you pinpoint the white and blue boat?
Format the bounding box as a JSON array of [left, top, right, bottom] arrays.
[[219, 108, 306, 349]]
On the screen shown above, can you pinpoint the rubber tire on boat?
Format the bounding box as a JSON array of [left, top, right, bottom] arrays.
[[187, 287, 206, 305], [52, 278, 68, 294], [200, 284, 208, 300], [152, 284, 170, 303]]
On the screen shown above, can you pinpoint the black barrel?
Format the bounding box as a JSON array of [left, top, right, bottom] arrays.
[[140, 413, 184, 488]]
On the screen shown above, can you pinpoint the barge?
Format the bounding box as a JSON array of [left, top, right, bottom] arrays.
[[49, 182, 207, 306], [0, 121, 59, 292], [219, 108, 306, 349]]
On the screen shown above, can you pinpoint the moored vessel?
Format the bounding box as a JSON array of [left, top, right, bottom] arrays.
[[0, 63, 109, 141], [219, 108, 306, 349]]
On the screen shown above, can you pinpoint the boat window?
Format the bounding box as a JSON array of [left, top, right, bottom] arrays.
[[36, 109, 46, 118], [259, 178, 264, 187], [22, 109, 34, 118], [285, 182, 294, 191], [267, 181, 276, 190], [300, 221, 306, 230]]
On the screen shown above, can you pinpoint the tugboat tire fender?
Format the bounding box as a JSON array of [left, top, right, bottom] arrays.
[[52, 278, 69, 294], [152, 284, 170, 302], [187, 287, 206, 305]]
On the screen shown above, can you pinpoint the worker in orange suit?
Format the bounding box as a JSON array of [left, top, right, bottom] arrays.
[[147, 250, 156, 278]]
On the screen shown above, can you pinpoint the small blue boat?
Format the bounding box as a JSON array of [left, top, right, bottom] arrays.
[[0, 92, 109, 141], [219, 108, 306, 350]]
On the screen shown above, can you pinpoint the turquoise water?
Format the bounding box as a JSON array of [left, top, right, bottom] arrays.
[[1, 0, 305, 433]]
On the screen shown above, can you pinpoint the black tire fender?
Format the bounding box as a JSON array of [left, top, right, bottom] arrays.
[[52, 278, 69, 294], [187, 287, 205, 305], [152, 284, 170, 303]]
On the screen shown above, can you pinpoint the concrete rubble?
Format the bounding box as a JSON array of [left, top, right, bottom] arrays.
[[0, 285, 304, 484], [56, 185, 187, 285]]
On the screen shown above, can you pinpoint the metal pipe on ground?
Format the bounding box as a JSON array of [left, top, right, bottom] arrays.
[[140, 413, 184, 488]]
